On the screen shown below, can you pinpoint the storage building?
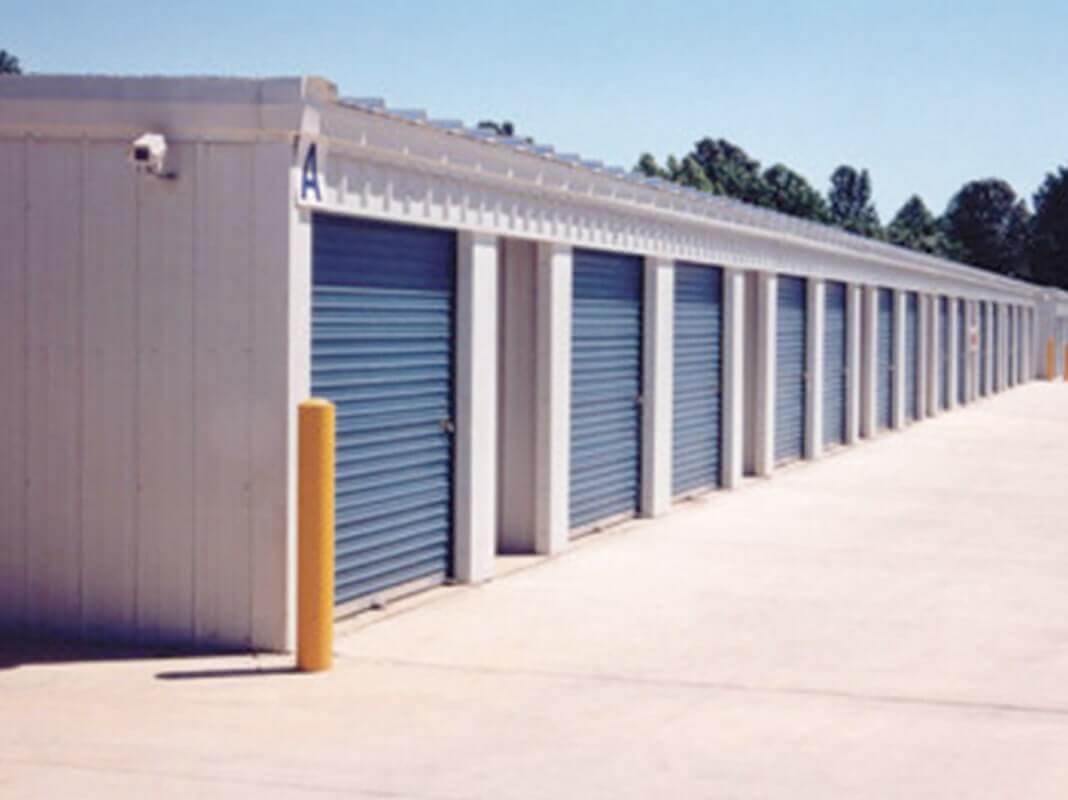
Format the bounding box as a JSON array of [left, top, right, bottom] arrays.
[[0, 75, 1064, 651]]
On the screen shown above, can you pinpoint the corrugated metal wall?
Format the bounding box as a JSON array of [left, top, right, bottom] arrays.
[[775, 275, 807, 462], [672, 263, 723, 495], [312, 215, 455, 606], [823, 281, 847, 446], [877, 288, 894, 429], [0, 139, 293, 650], [570, 249, 643, 529]]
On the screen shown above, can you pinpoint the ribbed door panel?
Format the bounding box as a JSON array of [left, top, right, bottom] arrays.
[[672, 264, 722, 495], [980, 303, 989, 394], [1008, 306, 1015, 385], [905, 292, 919, 420], [570, 249, 643, 529], [823, 281, 847, 446], [877, 289, 894, 429], [775, 276, 807, 462], [993, 305, 1001, 391], [939, 297, 949, 409], [958, 300, 967, 404], [312, 214, 455, 606]]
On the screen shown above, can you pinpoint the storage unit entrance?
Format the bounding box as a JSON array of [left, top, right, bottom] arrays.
[[673, 263, 723, 495], [312, 214, 456, 607], [938, 297, 950, 410], [775, 276, 808, 463], [823, 281, 848, 446], [876, 288, 895, 429], [569, 249, 644, 530], [905, 292, 920, 421]]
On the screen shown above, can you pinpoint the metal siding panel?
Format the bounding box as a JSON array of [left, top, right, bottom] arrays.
[[137, 141, 197, 644], [312, 214, 455, 606], [877, 288, 894, 429], [0, 140, 28, 631], [775, 275, 807, 461], [81, 143, 138, 640], [905, 292, 919, 420], [958, 299, 967, 403], [939, 297, 949, 410], [25, 141, 83, 636], [570, 249, 643, 528], [193, 144, 254, 646], [822, 281, 847, 446], [672, 263, 722, 495]]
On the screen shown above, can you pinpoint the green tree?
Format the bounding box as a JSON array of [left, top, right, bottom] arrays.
[[690, 138, 766, 204], [941, 179, 1027, 274], [635, 152, 668, 180], [1028, 167, 1068, 288], [828, 165, 882, 238], [0, 50, 21, 75], [887, 195, 944, 254], [759, 164, 830, 222], [672, 155, 713, 192]]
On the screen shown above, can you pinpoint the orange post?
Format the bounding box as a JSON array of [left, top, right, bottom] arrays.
[[1047, 338, 1056, 380], [298, 398, 335, 672]]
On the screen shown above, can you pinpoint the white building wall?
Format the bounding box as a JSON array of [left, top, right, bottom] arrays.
[[0, 137, 294, 650]]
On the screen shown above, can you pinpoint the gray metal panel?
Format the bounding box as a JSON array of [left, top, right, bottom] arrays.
[[939, 297, 950, 409], [823, 281, 847, 446], [993, 303, 1001, 391], [905, 292, 919, 420], [570, 249, 643, 528], [958, 299, 967, 404], [980, 302, 989, 394], [775, 275, 807, 462], [877, 288, 894, 429], [1008, 306, 1016, 385], [312, 214, 455, 605], [672, 263, 723, 495]]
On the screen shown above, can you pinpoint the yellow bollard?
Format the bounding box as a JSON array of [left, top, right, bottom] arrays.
[[298, 398, 335, 672], [1047, 338, 1056, 380]]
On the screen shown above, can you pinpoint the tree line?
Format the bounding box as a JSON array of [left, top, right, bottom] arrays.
[[637, 140, 1068, 290]]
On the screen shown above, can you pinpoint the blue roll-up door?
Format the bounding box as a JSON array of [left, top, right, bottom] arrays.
[[877, 288, 894, 429], [775, 275, 807, 462], [980, 303, 989, 395], [993, 304, 1001, 391], [823, 281, 847, 447], [939, 297, 949, 410], [1008, 306, 1015, 386], [312, 214, 455, 606], [570, 249, 643, 529], [672, 263, 722, 496], [958, 299, 967, 404], [905, 292, 919, 421]]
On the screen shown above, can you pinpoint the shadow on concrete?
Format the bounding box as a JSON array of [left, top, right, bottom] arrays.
[[155, 665, 299, 681], [0, 636, 249, 671]]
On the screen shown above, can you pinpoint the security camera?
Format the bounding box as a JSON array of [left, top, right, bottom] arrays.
[[127, 132, 173, 178]]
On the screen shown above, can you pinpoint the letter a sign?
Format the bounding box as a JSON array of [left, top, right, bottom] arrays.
[[301, 142, 322, 202]]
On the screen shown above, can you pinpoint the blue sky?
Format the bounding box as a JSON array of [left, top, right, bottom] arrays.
[[7, 0, 1066, 218]]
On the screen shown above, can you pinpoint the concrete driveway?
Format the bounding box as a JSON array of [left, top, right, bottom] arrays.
[[3, 383, 1068, 798]]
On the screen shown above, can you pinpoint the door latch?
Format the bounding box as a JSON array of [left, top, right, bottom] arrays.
[[440, 418, 456, 434]]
